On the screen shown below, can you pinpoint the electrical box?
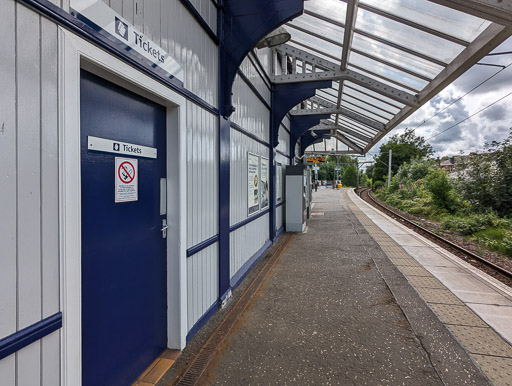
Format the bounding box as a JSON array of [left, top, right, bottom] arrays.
[[285, 165, 310, 232]]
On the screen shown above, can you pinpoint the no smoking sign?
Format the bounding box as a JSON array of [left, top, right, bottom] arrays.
[[115, 157, 138, 202]]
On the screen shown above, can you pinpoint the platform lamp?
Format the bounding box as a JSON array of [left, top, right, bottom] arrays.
[[256, 27, 291, 48]]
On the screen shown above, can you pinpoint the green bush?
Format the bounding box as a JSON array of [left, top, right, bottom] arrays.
[[425, 169, 458, 212], [441, 213, 499, 235], [373, 180, 385, 190]]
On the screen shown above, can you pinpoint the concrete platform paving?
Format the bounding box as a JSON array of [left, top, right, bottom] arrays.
[[347, 189, 512, 386], [197, 189, 491, 385]]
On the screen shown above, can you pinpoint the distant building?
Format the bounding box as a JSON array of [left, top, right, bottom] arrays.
[[440, 158, 456, 172]]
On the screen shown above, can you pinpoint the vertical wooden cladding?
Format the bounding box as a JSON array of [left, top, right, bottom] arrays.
[[186, 245, 218, 331], [229, 215, 270, 279], [188, 0, 217, 33], [186, 102, 218, 248], [277, 125, 291, 156], [238, 53, 271, 105], [231, 76, 270, 144], [104, 0, 219, 107], [0, 3, 60, 385]]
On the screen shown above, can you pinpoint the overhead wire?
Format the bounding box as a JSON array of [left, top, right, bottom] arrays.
[[412, 60, 512, 131], [426, 89, 512, 141]]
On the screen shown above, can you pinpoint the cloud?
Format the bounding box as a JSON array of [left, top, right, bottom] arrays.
[[375, 36, 512, 158]]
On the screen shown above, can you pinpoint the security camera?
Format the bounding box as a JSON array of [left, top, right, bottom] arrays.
[[310, 130, 318, 139]]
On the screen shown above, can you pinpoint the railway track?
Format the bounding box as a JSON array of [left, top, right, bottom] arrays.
[[357, 188, 512, 285]]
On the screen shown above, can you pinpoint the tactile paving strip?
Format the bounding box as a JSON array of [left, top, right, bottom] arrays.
[[398, 266, 431, 276], [406, 276, 445, 289], [473, 355, 512, 386], [346, 190, 512, 386], [448, 325, 512, 357], [429, 304, 487, 327]]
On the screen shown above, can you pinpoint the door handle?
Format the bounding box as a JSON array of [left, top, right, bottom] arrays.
[[161, 219, 169, 238]]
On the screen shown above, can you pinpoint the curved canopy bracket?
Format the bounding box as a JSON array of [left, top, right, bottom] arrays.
[[271, 80, 332, 147], [221, 0, 304, 117]]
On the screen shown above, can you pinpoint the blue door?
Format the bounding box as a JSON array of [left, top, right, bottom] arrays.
[[80, 70, 167, 385]]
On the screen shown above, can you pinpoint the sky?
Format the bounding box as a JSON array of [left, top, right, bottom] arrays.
[[362, 36, 512, 162]]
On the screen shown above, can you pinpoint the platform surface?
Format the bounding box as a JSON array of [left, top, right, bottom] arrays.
[[346, 189, 512, 386], [197, 189, 504, 385]]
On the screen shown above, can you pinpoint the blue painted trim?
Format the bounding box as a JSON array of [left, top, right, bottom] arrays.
[[236, 70, 271, 110], [186, 234, 220, 258], [0, 312, 62, 360], [230, 208, 270, 233], [218, 4, 231, 306], [276, 149, 291, 160], [211, 0, 220, 8], [180, 0, 219, 44], [185, 301, 218, 344], [230, 240, 272, 289], [221, 0, 304, 116], [276, 226, 285, 238], [230, 122, 271, 148], [20, 0, 219, 117], [276, 201, 285, 208]]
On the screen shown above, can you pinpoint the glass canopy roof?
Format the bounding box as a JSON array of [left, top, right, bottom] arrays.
[[268, 0, 511, 156]]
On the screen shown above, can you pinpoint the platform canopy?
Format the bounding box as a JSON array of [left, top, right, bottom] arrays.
[[269, 0, 512, 155]]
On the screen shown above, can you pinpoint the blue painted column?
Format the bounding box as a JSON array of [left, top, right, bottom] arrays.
[[218, 3, 231, 303], [217, 0, 305, 302], [269, 85, 277, 241]]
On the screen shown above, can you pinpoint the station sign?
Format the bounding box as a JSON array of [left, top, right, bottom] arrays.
[[71, 0, 183, 82], [88, 136, 157, 159], [307, 156, 326, 163]]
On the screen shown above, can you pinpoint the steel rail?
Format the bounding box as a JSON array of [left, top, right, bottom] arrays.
[[357, 188, 512, 280]]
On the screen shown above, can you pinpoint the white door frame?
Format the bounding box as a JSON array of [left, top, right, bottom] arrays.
[[58, 28, 188, 385]]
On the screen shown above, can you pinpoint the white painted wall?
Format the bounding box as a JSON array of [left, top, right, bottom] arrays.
[[186, 244, 219, 332], [103, 0, 219, 107], [0, 3, 60, 384]]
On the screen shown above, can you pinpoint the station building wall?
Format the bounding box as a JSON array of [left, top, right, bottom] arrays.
[[0, 0, 293, 383]]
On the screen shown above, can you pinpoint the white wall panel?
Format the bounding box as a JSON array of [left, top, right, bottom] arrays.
[[0, 0, 17, 341], [0, 4, 61, 384], [17, 1, 42, 332], [229, 214, 269, 279], [276, 205, 283, 231], [110, 0, 218, 107], [229, 130, 270, 225], [41, 331, 60, 386], [0, 356, 15, 386], [277, 125, 291, 156], [189, 0, 217, 33], [41, 17, 60, 321], [186, 244, 218, 331], [239, 54, 271, 105], [255, 47, 272, 76], [275, 151, 290, 232], [186, 102, 219, 248], [282, 115, 291, 131], [17, 343, 41, 386], [231, 75, 270, 143]]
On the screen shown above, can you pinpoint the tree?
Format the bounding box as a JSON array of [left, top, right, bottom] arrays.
[[365, 164, 375, 180], [457, 130, 512, 217], [342, 165, 358, 187], [373, 129, 434, 183], [425, 169, 458, 212], [316, 155, 358, 181]]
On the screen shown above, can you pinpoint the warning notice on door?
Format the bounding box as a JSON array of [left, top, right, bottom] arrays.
[[115, 157, 138, 203]]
